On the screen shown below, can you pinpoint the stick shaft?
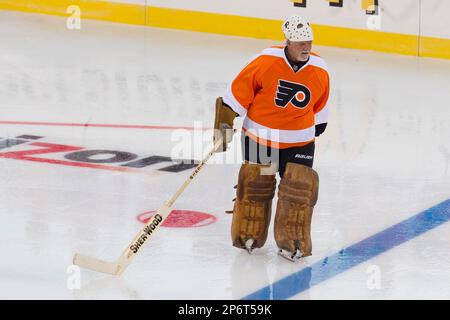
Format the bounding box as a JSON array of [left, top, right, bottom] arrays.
[[166, 139, 223, 207], [114, 138, 223, 274]]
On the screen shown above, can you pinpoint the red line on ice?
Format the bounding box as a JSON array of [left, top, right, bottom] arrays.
[[0, 120, 210, 131]]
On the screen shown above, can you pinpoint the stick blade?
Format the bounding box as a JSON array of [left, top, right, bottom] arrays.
[[73, 253, 120, 275]]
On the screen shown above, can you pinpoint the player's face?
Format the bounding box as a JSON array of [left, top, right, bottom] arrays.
[[287, 41, 312, 62]]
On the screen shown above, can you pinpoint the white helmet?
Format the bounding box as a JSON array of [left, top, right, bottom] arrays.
[[282, 15, 314, 41]]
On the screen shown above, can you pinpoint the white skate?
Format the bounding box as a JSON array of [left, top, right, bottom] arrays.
[[278, 248, 303, 262]]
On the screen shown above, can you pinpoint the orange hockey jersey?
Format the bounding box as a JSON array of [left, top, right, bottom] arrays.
[[223, 46, 330, 149]]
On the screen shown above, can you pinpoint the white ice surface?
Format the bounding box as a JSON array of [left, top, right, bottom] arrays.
[[0, 11, 450, 299]]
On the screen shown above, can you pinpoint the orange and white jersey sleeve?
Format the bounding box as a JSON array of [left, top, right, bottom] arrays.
[[313, 71, 330, 126], [222, 55, 266, 117]]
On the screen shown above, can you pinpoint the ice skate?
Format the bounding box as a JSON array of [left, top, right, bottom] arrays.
[[278, 248, 303, 262]]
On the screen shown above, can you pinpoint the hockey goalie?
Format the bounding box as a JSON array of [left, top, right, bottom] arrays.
[[213, 15, 329, 261]]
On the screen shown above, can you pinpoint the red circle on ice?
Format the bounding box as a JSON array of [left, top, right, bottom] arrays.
[[136, 210, 217, 228]]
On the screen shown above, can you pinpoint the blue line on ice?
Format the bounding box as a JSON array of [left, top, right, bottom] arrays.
[[243, 199, 450, 300]]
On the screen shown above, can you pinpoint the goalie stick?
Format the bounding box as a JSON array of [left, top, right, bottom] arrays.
[[73, 138, 224, 275]]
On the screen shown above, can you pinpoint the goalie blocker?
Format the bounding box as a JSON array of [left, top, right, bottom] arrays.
[[213, 97, 238, 153]]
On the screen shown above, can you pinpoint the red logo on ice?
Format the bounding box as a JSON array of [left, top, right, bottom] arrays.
[[137, 210, 217, 228]]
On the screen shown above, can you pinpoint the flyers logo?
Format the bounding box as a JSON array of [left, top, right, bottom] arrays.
[[275, 80, 311, 109]]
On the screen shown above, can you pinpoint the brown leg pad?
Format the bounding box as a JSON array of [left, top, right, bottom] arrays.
[[231, 163, 276, 250], [274, 163, 319, 256]]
